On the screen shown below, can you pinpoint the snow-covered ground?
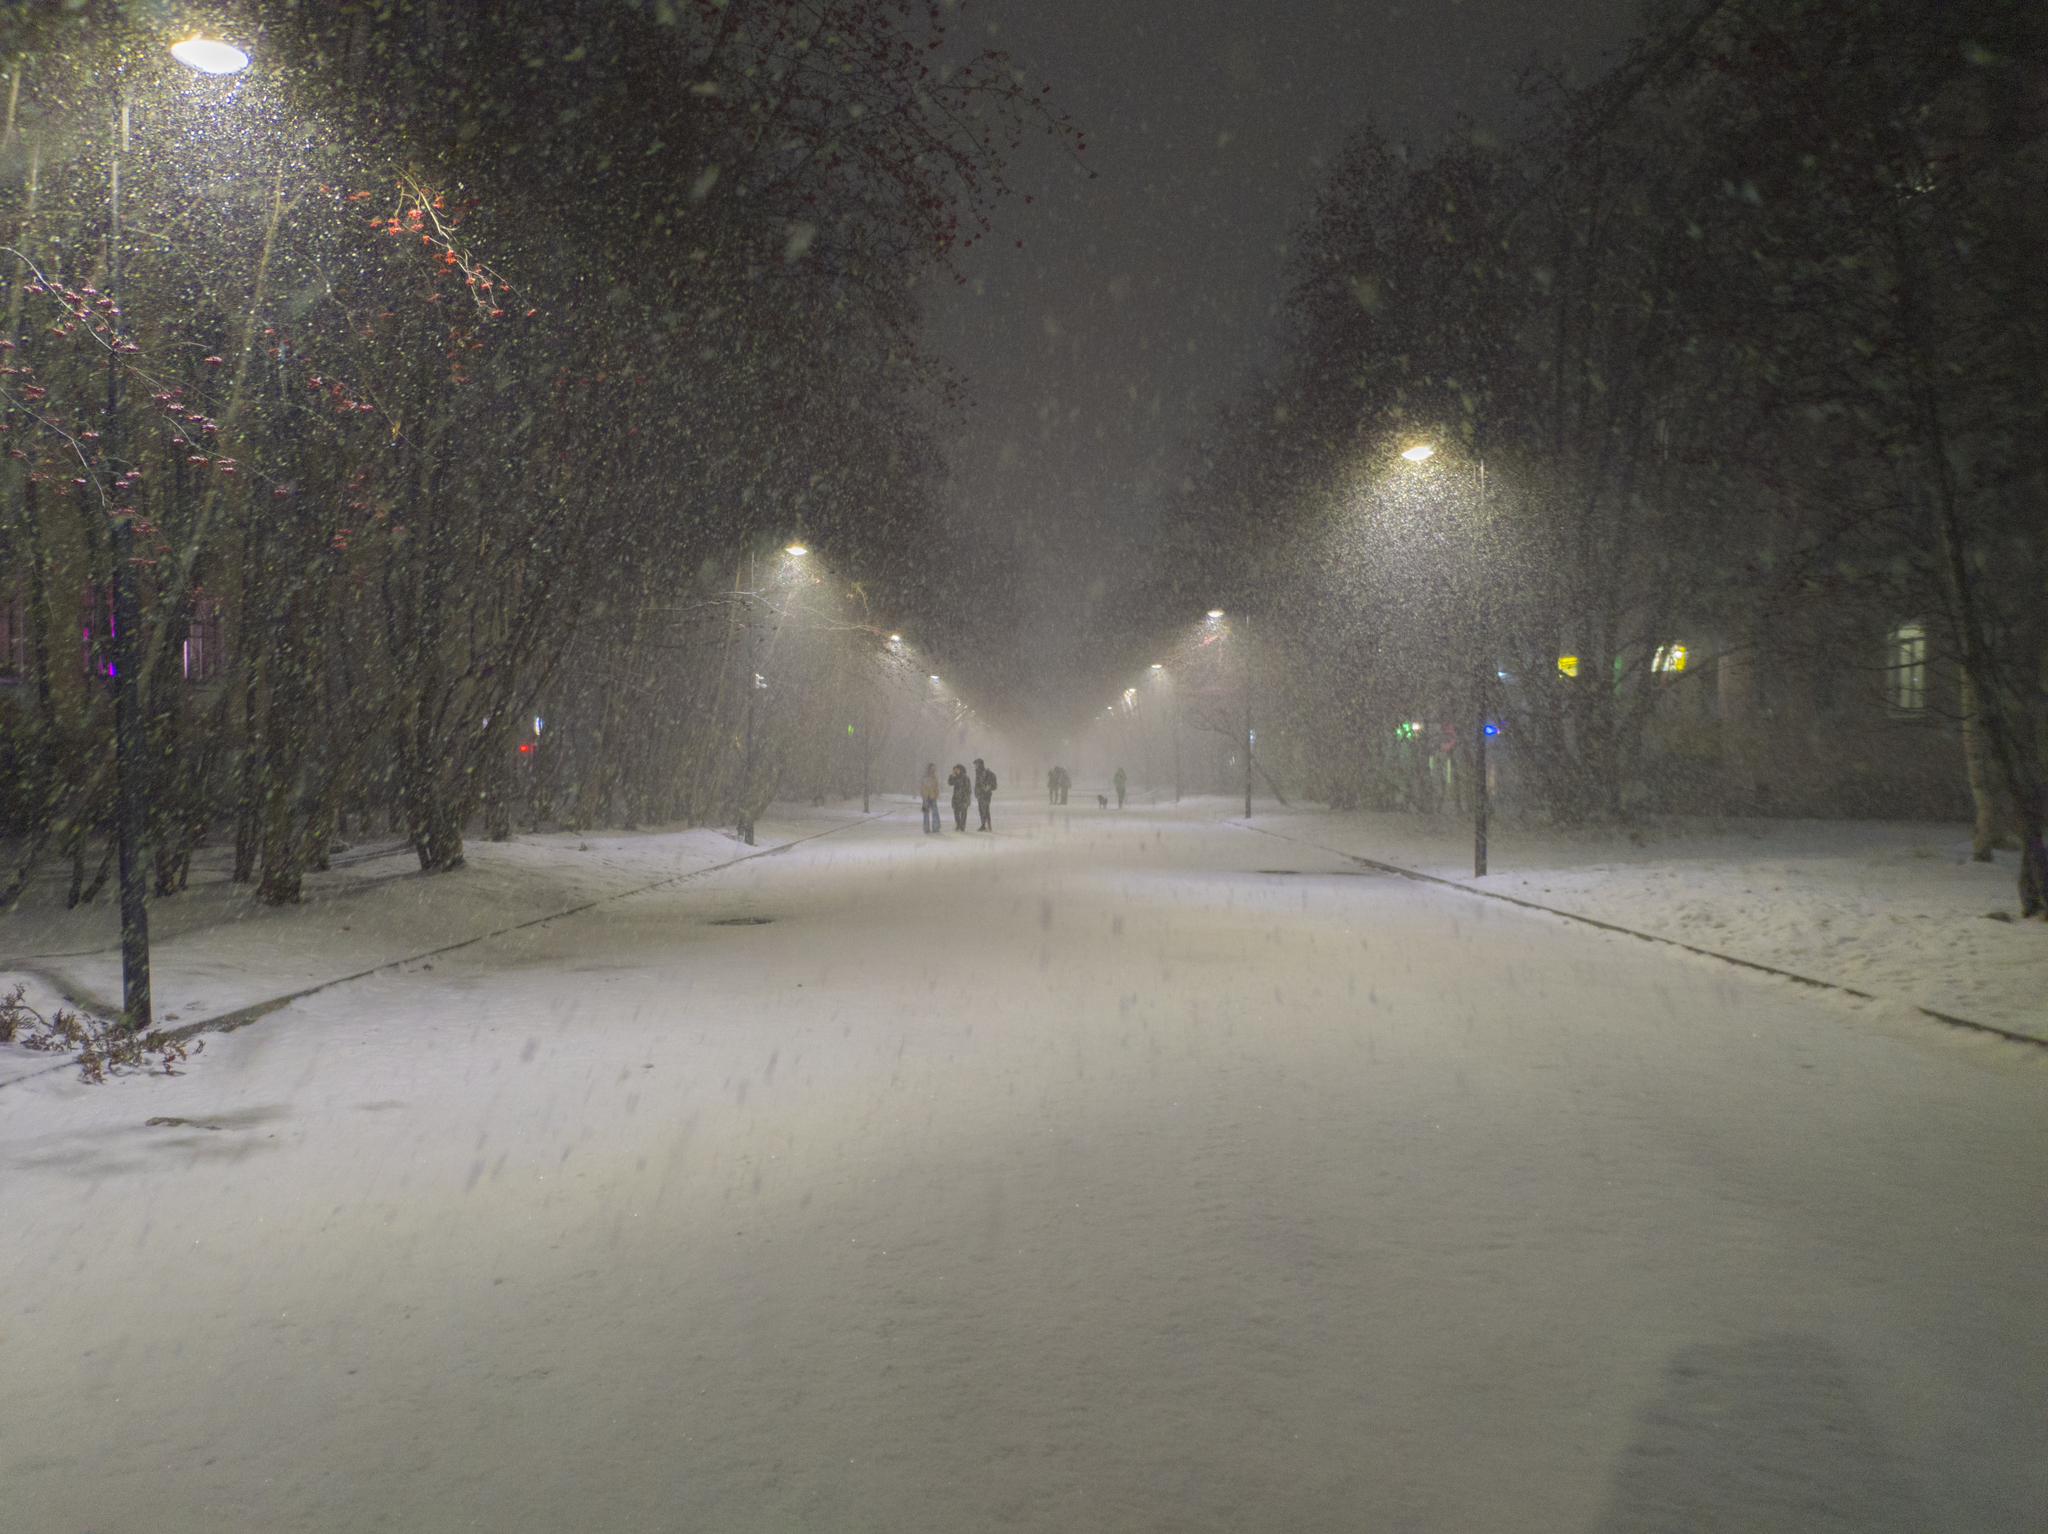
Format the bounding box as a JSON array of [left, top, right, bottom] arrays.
[[0, 808, 860, 1078], [4, 799, 2044, 1530], [1236, 805, 2045, 1040]]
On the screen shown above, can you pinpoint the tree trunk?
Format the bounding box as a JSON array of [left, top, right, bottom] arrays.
[[1960, 668, 2007, 861]]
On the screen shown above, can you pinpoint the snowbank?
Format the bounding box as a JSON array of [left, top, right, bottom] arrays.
[[1245, 805, 2045, 1041], [0, 802, 883, 1080]]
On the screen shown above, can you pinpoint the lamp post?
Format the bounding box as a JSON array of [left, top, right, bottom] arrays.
[[1403, 443, 1489, 877], [106, 34, 252, 1030], [1207, 609, 1252, 817], [106, 84, 150, 1029], [1473, 459, 1489, 878]]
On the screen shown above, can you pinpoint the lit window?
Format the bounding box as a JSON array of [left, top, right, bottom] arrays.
[[1557, 655, 1579, 678], [1886, 622, 1926, 712], [1653, 643, 1688, 674]]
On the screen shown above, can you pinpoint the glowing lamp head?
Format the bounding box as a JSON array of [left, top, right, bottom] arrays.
[[170, 38, 251, 74], [889, 634, 901, 643], [784, 543, 807, 556], [1207, 609, 1225, 618], [1150, 663, 1163, 670], [1400, 444, 1434, 462]]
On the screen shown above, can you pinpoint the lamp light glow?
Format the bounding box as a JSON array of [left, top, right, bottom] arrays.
[[784, 543, 807, 556], [170, 38, 251, 74], [889, 634, 901, 643], [1400, 444, 1434, 462], [1207, 608, 1225, 618]]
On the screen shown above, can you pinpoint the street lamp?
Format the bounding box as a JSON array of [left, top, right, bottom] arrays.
[[1401, 441, 1491, 876], [169, 38, 251, 75], [785, 543, 808, 556], [104, 33, 256, 1029], [1203, 607, 1253, 816]]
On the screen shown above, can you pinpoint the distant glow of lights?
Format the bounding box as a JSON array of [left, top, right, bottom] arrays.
[[1150, 663, 1163, 670], [1207, 608, 1225, 618], [170, 38, 250, 74], [889, 634, 901, 642], [534, 717, 543, 734], [1557, 655, 1580, 677], [1483, 722, 1500, 736], [784, 543, 807, 556], [930, 674, 939, 681], [1653, 643, 1688, 674], [1395, 721, 1421, 740], [1400, 444, 1435, 462]]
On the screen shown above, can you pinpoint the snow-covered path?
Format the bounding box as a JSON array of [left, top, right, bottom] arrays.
[[6, 803, 2045, 1531]]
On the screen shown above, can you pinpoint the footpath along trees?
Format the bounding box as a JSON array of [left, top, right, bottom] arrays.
[[0, 1, 1074, 904]]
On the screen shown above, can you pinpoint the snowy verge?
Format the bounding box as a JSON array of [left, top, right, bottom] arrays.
[[0, 801, 889, 1083], [1242, 805, 2045, 1042]]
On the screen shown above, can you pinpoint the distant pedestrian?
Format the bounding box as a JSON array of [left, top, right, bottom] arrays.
[[948, 763, 971, 832], [920, 762, 941, 833], [1048, 768, 1060, 805], [1054, 765, 1070, 805], [973, 757, 997, 831], [1113, 766, 1127, 809]]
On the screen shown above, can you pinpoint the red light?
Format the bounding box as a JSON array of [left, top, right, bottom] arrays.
[[518, 742, 533, 754]]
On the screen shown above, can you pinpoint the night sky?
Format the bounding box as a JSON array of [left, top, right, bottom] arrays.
[[921, 0, 1637, 716]]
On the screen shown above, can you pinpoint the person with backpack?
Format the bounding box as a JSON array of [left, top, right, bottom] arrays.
[[948, 763, 971, 832], [973, 758, 997, 831]]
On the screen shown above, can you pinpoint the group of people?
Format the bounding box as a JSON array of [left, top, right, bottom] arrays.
[[1045, 766, 1129, 808], [919, 758, 997, 833], [913, 759, 1133, 834]]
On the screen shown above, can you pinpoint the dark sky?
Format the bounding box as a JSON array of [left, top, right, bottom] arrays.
[[920, 0, 1638, 717]]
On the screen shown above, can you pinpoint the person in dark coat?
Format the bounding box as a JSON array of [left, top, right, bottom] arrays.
[[1048, 767, 1060, 805], [948, 763, 971, 832], [973, 758, 997, 831], [1113, 766, 1127, 808]]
